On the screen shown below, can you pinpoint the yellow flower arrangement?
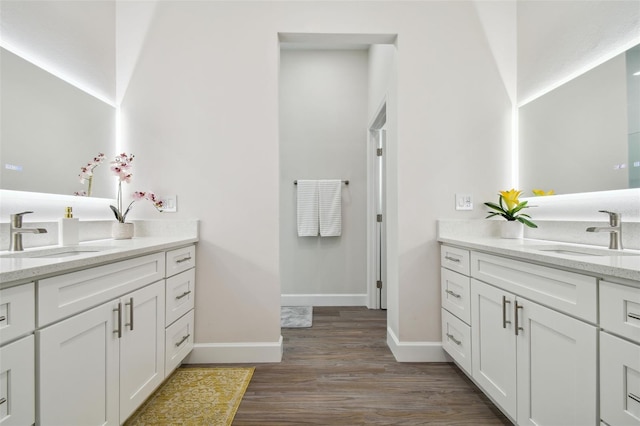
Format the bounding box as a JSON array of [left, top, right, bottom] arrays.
[[532, 189, 555, 196], [484, 189, 537, 228]]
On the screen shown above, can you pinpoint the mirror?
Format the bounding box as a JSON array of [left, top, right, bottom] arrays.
[[0, 47, 116, 198], [519, 44, 640, 195]]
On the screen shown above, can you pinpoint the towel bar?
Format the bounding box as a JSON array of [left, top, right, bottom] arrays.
[[294, 180, 349, 185]]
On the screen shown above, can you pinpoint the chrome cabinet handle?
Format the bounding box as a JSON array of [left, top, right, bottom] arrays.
[[444, 256, 460, 263], [176, 290, 192, 300], [446, 333, 461, 346], [628, 313, 640, 321], [445, 289, 461, 299], [502, 296, 511, 329], [113, 302, 122, 338], [0, 397, 6, 405], [0, 315, 6, 322], [176, 256, 192, 264], [629, 393, 640, 404], [514, 302, 524, 336], [175, 334, 191, 347], [125, 297, 134, 331]]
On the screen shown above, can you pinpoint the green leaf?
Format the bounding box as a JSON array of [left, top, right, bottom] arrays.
[[109, 205, 122, 222], [517, 217, 538, 228]]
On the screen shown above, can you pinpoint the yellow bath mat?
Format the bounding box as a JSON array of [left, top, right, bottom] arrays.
[[124, 367, 254, 426]]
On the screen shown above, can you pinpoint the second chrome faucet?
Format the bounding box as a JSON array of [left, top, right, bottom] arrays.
[[9, 211, 48, 251], [586, 210, 623, 250]]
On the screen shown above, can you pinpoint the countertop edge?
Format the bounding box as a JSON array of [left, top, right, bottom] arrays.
[[438, 237, 640, 283], [0, 236, 199, 287]]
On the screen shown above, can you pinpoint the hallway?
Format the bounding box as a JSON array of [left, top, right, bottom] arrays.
[[229, 306, 511, 424]]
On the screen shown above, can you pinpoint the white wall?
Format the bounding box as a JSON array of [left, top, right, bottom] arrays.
[[279, 49, 368, 302], [121, 1, 508, 361]]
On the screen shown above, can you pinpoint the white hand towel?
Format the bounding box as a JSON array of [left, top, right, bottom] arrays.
[[319, 180, 342, 237], [297, 180, 319, 237]]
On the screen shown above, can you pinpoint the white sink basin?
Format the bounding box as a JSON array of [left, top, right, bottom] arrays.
[[529, 245, 640, 257], [0, 246, 111, 259]]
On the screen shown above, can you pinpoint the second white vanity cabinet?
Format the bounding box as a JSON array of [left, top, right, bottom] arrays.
[[470, 252, 598, 426], [600, 279, 640, 426]]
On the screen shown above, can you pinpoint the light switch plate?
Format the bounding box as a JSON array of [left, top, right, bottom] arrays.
[[161, 195, 177, 213], [455, 194, 473, 211]]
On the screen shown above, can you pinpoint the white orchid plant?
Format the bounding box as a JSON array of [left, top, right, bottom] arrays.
[[109, 153, 164, 223]]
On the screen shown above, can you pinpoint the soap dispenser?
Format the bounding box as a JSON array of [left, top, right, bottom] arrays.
[[59, 207, 79, 246]]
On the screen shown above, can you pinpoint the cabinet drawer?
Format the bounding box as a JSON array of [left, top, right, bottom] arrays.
[[166, 245, 196, 278], [0, 283, 35, 345], [165, 309, 194, 377], [600, 332, 640, 425], [441, 308, 471, 374], [470, 252, 597, 322], [0, 335, 35, 426], [601, 281, 640, 344], [441, 268, 471, 325], [166, 269, 196, 326], [441, 246, 470, 276], [38, 253, 165, 327]]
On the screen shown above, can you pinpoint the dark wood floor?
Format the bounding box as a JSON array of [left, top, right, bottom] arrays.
[[202, 306, 512, 425]]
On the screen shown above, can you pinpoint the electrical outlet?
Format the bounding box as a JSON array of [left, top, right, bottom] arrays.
[[455, 194, 473, 211], [161, 195, 177, 213]]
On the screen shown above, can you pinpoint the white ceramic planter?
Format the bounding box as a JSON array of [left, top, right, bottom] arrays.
[[112, 222, 134, 240], [500, 221, 523, 239]]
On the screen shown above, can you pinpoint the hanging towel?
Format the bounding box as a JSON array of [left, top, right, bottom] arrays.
[[297, 180, 319, 236], [319, 180, 342, 237]]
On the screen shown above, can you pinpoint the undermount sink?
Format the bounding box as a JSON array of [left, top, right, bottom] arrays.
[[0, 246, 111, 259], [529, 245, 640, 257]]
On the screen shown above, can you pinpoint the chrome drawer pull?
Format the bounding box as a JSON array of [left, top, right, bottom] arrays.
[[176, 290, 192, 300], [629, 393, 640, 404], [444, 256, 460, 263], [125, 297, 134, 331], [628, 313, 640, 321], [0, 316, 5, 322], [175, 334, 191, 347], [176, 256, 192, 264], [113, 303, 122, 338], [515, 302, 524, 336], [502, 296, 511, 329], [445, 289, 461, 299], [0, 397, 6, 405], [446, 333, 462, 346]]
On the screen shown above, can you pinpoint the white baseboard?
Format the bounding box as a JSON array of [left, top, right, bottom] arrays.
[[386, 327, 448, 362], [281, 293, 367, 306], [183, 336, 283, 364]]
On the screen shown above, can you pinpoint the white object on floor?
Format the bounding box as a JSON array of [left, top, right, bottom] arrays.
[[296, 180, 319, 237], [318, 179, 342, 237], [281, 306, 313, 328]]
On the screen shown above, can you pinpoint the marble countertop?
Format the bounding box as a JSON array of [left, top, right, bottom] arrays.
[[0, 236, 198, 286], [438, 236, 640, 282]]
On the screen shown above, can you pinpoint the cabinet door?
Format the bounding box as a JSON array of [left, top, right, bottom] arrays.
[[119, 281, 165, 424], [0, 335, 34, 426], [516, 298, 597, 426], [38, 302, 119, 426], [600, 331, 640, 426], [471, 279, 517, 419]]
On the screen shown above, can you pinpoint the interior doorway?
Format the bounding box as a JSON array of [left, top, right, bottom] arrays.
[[368, 102, 387, 309]]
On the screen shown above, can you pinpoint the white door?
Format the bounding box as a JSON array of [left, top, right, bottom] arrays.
[[39, 301, 119, 426], [471, 279, 517, 419], [374, 128, 387, 309], [119, 281, 165, 423], [516, 298, 597, 426]]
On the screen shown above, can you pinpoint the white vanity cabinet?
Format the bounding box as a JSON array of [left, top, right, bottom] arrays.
[[600, 280, 640, 426], [164, 246, 196, 377], [38, 253, 166, 425], [440, 246, 472, 374], [0, 283, 35, 426], [470, 252, 597, 426]]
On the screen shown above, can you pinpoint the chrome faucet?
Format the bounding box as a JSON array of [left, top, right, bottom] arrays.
[[586, 210, 623, 250], [9, 211, 48, 251]]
